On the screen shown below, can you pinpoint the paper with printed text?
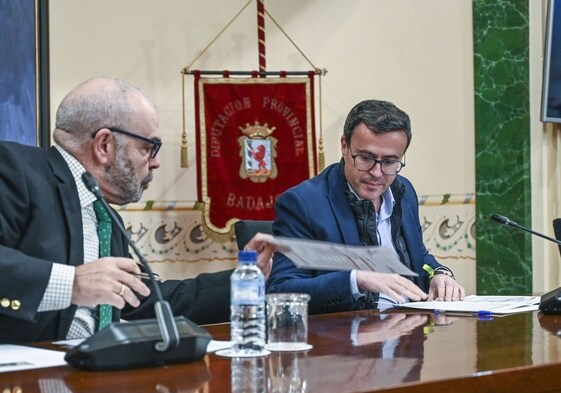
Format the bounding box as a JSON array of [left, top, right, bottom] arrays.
[[267, 236, 418, 276]]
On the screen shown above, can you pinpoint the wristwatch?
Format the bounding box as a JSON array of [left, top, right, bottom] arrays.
[[433, 266, 455, 280]]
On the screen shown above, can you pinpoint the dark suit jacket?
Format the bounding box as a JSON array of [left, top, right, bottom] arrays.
[[266, 162, 442, 314], [0, 142, 230, 343]]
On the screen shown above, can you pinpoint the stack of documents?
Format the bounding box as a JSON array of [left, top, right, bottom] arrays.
[[398, 295, 540, 315]]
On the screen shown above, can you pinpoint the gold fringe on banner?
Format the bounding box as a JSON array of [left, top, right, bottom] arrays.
[[180, 72, 188, 168], [317, 68, 326, 171], [196, 199, 237, 243], [318, 137, 325, 171]]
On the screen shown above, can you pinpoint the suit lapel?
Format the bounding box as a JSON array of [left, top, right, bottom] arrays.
[[110, 216, 128, 257], [47, 147, 84, 268], [326, 162, 361, 246]]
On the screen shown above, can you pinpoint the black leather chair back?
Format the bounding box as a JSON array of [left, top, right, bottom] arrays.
[[553, 218, 561, 256], [234, 220, 273, 250]]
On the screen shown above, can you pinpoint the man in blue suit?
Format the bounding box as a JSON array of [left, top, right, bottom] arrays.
[[267, 99, 465, 314]]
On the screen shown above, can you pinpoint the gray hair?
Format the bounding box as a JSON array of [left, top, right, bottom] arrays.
[[343, 99, 412, 150], [53, 77, 155, 149]]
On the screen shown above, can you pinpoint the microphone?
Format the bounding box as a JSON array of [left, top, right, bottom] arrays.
[[64, 172, 211, 370], [490, 213, 561, 246], [490, 213, 561, 314]]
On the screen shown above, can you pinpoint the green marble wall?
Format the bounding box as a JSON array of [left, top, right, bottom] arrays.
[[473, 0, 532, 294]]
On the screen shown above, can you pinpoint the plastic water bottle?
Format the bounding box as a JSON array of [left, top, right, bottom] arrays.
[[230, 250, 266, 355], [231, 357, 266, 393]]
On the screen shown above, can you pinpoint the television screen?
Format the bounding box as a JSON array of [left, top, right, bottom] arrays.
[[542, 0, 561, 123]]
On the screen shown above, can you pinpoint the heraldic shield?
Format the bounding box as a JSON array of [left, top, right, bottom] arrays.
[[194, 75, 317, 235], [238, 122, 278, 183]]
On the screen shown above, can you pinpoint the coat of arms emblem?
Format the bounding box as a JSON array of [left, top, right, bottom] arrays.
[[237, 121, 278, 183]]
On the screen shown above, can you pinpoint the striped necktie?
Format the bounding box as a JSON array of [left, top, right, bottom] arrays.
[[93, 200, 113, 330]]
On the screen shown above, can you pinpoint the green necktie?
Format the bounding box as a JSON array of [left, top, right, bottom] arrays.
[[93, 200, 113, 331]]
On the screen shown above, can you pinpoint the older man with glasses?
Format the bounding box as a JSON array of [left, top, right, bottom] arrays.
[[267, 99, 465, 315], [0, 77, 275, 343]]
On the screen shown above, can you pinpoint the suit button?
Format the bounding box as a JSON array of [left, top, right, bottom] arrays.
[[1, 298, 9, 308], [11, 300, 21, 311]]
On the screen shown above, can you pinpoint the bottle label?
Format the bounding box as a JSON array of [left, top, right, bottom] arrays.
[[232, 281, 265, 305]]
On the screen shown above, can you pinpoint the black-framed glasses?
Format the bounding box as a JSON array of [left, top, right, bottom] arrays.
[[92, 127, 162, 159], [349, 147, 405, 175]]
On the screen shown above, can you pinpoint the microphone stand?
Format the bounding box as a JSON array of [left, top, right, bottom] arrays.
[[82, 172, 179, 351], [490, 213, 561, 314], [490, 213, 561, 246]]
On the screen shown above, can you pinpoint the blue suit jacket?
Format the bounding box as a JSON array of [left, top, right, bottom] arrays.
[[266, 162, 442, 314]]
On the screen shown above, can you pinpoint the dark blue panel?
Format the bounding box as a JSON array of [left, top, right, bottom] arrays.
[[0, 0, 38, 146]]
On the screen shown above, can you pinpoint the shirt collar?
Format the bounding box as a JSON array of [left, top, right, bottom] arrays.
[[55, 145, 97, 208], [347, 183, 396, 219]]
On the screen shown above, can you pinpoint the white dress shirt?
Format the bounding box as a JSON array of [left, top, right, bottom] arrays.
[[37, 145, 100, 339]]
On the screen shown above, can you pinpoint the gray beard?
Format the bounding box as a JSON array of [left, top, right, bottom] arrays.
[[106, 143, 151, 204]]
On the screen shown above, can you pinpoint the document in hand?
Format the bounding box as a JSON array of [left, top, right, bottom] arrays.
[[398, 295, 540, 315], [267, 236, 418, 276]]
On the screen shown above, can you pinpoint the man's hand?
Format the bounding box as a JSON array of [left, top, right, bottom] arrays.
[[427, 274, 465, 301], [245, 233, 277, 280], [71, 257, 151, 309], [355, 313, 429, 345], [356, 271, 428, 303]]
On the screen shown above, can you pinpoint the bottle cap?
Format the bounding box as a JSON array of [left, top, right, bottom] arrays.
[[238, 250, 258, 263]]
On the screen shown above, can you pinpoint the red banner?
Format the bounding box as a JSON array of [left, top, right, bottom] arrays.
[[195, 75, 317, 234]]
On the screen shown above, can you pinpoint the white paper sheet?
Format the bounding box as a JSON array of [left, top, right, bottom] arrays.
[[267, 236, 417, 276], [0, 345, 67, 373], [52, 338, 84, 348], [206, 340, 232, 353], [398, 295, 540, 315]]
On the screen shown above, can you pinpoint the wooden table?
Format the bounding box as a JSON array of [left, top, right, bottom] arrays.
[[3, 309, 561, 392]]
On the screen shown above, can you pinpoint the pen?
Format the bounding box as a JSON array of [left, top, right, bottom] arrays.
[[0, 361, 31, 367], [134, 272, 162, 282], [432, 310, 494, 317]]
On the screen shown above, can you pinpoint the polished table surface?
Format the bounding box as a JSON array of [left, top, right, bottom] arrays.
[[3, 309, 561, 392]]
